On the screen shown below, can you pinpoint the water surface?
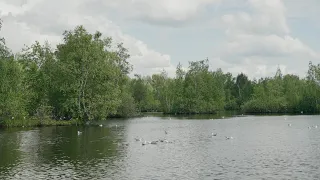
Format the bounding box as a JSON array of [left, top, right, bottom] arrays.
[[0, 115, 320, 180]]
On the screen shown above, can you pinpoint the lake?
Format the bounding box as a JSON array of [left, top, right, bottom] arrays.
[[0, 115, 320, 180]]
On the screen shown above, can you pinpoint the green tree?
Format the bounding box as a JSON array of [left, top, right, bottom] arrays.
[[0, 20, 28, 121], [18, 41, 56, 121], [54, 26, 130, 121], [234, 73, 253, 107]]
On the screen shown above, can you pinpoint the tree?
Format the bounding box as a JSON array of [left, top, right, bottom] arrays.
[[54, 26, 130, 121], [0, 19, 27, 120], [3, 19, 320, 127], [234, 73, 253, 107], [0, 19, 11, 58], [18, 41, 56, 120]]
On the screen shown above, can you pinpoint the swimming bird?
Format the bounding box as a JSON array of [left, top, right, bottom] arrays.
[[77, 131, 82, 135], [142, 141, 148, 146], [288, 123, 292, 127], [314, 125, 318, 129], [117, 142, 129, 147], [212, 133, 217, 136], [225, 136, 233, 140], [150, 141, 158, 144], [99, 124, 103, 127]]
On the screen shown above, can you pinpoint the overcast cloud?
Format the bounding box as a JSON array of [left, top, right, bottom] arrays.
[[0, 0, 319, 78]]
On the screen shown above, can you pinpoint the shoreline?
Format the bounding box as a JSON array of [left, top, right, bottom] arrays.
[[0, 117, 82, 128], [1, 111, 320, 128]]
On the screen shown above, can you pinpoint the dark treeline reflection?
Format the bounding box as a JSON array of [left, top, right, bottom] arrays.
[[37, 127, 120, 163], [0, 130, 22, 174], [0, 125, 125, 179], [1, 19, 320, 126]]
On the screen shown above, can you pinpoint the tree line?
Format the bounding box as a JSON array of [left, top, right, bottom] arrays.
[[1, 21, 320, 126]]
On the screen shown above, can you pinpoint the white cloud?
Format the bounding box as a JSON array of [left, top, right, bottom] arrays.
[[71, 16, 173, 76], [221, 0, 288, 36], [125, 0, 220, 22], [248, 0, 289, 33], [223, 34, 319, 59], [1, 0, 320, 79], [0, 0, 174, 77], [79, 0, 221, 26], [206, 56, 297, 80], [1, 15, 61, 52], [218, 0, 320, 78]]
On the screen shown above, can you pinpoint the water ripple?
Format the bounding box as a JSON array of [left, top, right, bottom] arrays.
[[0, 116, 320, 179]]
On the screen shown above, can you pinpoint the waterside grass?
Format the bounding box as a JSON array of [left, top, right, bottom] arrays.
[[0, 117, 82, 128]]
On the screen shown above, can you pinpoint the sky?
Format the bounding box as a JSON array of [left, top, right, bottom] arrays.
[[0, 0, 320, 79]]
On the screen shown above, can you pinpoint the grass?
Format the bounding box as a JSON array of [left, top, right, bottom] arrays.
[[0, 117, 82, 128]]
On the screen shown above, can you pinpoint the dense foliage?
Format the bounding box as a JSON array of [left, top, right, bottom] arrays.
[[1, 21, 320, 126]]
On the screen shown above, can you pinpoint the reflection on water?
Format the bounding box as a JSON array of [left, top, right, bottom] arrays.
[[0, 115, 320, 179], [143, 110, 240, 120]]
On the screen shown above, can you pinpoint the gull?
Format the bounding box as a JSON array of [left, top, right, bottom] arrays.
[[142, 141, 148, 146], [225, 136, 233, 140], [150, 141, 158, 144]]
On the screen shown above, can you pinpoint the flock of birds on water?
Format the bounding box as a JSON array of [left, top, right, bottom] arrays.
[[76, 119, 236, 146], [287, 123, 318, 129], [75, 115, 319, 147], [285, 116, 318, 129], [76, 126, 228, 146]]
